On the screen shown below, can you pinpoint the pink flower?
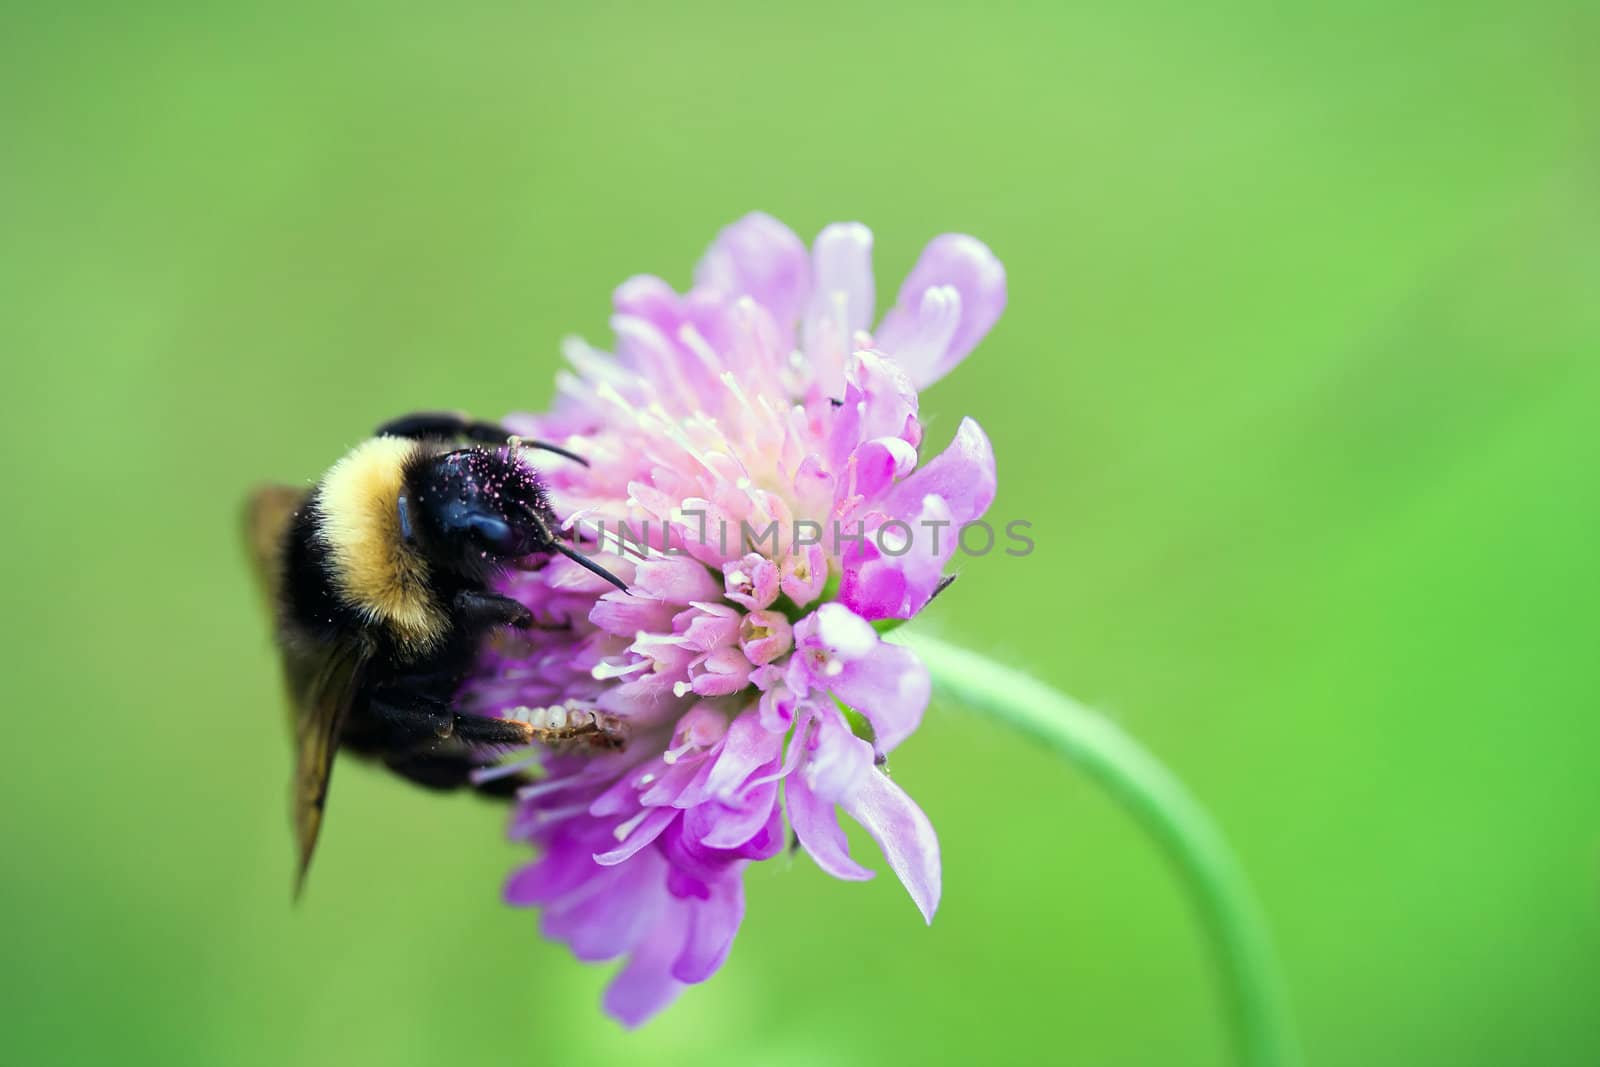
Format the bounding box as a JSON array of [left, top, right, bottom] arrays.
[[461, 213, 1003, 1026]]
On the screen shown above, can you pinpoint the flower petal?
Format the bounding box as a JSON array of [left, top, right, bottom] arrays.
[[811, 602, 878, 661], [787, 770, 874, 881], [602, 897, 691, 1028], [876, 287, 960, 392], [505, 844, 595, 907], [779, 543, 829, 607], [876, 233, 1006, 387], [878, 416, 997, 526], [848, 436, 919, 501], [829, 351, 920, 467], [830, 641, 930, 754], [634, 557, 723, 604], [671, 876, 745, 983], [693, 212, 812, 333], [544, 855, 662, 962], [612, 274, 684, 334], [692, 777, 778, 850], [840, 768, 942, 924], [840, 494, 955, 621], [809, 222, 875, 337], [688, 647, 753, 697], [836, 539, 906, 623], [803, 222, 875, 398], [704, 711, 783, 800], [589, 595, 676, 639], [803, 713, 874, 800], [594, 806, 678, 866]]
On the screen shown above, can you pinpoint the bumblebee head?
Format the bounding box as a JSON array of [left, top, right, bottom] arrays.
[[403, 447, 560, 578]]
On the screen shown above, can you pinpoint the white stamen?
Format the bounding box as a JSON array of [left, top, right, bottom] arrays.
[[515, 776, 585, 802], [531, 801, 592, 823], [471, 755, 538, 785], [661, 738, 699, 765], [592, 658, 648, 681]]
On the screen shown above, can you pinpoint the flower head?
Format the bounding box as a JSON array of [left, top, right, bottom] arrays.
[[461, 213, 1003, 1025]]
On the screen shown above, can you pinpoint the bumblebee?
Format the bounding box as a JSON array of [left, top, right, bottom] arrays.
[[245, 412, 627, 895]]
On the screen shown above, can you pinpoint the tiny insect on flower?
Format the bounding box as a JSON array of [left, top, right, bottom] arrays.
[[459, 213, 1004, 1026]]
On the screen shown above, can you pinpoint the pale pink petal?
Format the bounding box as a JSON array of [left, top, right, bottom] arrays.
[[723, 553, 780, 611], [687, 647, 753, 697], [829, 641, 930, 754], [612, 274, 683, 333], [841, 769, 942, 923], [829, 351, 919, 468], [808, 222, 875, 336], [693, 212, 812, 332], [803, 714, 874, 800], [787, 771, 875, 881], [876, 286, 960, 390], [738, 609, 793, 666], [810, 602, 878, 661], [589, 595, 676, 638], [779, 543, 829, 607], [878, 416, 997, 526], [876, 233, 1006, 387], [803, 222, 875, 398], [704, 711, 783, 800], [634, 557, 723, 604]]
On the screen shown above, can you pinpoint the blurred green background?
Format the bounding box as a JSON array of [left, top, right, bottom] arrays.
[[4, 2, 1597, 1064]]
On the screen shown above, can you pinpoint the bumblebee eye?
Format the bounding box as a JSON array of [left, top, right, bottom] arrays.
[[467, 514, 521, 554]]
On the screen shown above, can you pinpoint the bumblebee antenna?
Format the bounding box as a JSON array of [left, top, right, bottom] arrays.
[[550, 542, 629, 592], [509, 435, 590, 468]]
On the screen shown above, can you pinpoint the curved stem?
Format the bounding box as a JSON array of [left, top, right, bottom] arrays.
[[896, 632, 1301, 1067]]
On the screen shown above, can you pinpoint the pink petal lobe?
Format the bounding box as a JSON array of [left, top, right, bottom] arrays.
[[803, 222, 876, 397], [809, 222, 875, 336], [693, 212, 812, 332], [705, 711, 782, 799], [593, 806, 678, 866], [830, 641, 930, 754], [876, 233, 1006, 387], [787, 771, 875, 881], [879, 416, 997, 526], [602, 898, 691, 1028], [841, 769, 941, 924], [671, 876, 745, 983]]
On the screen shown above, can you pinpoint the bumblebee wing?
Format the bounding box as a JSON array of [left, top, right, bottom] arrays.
[[243, 483, 308, 597], [288, 635, 368, 898]]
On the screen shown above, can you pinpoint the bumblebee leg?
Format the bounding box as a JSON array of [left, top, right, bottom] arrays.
[[368, 691, 536, 748], [447, 711, 539, 746], [365, 691, 454, 744], [374, 411, 588, 465], [454, 589, 533, 630]]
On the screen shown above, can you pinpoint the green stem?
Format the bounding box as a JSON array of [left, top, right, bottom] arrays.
[[895, 632, 1301, 1067]]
